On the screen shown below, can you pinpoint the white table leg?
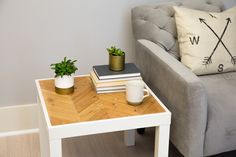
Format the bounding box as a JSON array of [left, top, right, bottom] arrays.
[[154, 125, 170, 157], [49, 139, 62, 157], [38, 96, 62, 157], [38, 104, 50, 157], [124, 130, 135, 146]]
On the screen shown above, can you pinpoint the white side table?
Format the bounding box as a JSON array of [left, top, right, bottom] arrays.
[[36, 76, 171, 157]]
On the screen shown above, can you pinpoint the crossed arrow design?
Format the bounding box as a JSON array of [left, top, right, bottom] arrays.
[[200, 17, 236, 65]]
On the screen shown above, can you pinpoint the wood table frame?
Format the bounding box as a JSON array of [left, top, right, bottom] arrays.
[[36, 75, 171, 157]]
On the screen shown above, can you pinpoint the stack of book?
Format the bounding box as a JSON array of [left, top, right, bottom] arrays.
[[90, 63, 142, 93]]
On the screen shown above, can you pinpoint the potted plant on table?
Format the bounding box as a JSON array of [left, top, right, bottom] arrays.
[[50, 57, 78, 95], [107, 46, 125, 71]]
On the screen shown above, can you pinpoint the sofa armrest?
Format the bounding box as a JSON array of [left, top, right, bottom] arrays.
[[136, 39, 207, 157]]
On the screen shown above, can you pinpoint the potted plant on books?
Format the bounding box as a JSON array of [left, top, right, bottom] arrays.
[[50, 57, 78, 95], [107, 46, 125, 71]]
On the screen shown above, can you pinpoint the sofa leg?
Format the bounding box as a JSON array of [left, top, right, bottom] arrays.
[[137, 128, 145, 135]]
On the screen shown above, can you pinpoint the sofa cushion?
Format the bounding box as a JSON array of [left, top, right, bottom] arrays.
[[199, 72, 236, 156], [131, 0, 224, 60], [174, 6, 236, 75]]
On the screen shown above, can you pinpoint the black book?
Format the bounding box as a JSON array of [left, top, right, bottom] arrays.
[[93, 63, 141, 80]]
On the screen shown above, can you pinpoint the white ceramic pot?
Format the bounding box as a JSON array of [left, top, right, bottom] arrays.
[[55, 75, 74, 88], [54, 75, 74, 94]]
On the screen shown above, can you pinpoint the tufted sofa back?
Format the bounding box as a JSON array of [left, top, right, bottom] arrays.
[[132, 0, 224, 59]]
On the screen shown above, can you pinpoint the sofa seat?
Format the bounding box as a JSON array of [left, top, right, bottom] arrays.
[[199, 72, 236, 156]]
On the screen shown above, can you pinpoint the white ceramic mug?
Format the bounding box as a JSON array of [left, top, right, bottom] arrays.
[[126, 80, 150, 105]]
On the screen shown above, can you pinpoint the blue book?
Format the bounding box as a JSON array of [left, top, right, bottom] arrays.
[[93, 63, 141, 80]]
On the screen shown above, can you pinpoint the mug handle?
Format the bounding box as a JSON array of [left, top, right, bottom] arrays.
[[143, 89, 150, 99]]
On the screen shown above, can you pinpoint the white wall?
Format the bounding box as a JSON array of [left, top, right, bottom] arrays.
[[0, 0, 171, 107], [0, 0, 235, 107], [0, 104, 38, 135]]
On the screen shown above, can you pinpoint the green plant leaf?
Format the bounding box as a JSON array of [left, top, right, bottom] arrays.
[[50, 57, 78, 77], [106, 46, 125, 56]]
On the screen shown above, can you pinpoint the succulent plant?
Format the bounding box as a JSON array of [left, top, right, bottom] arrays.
[[107, 46, 125, 56], [50, 57, 78, 78]]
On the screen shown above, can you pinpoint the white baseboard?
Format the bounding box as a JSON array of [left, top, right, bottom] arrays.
[[0, 104, 39, 137]]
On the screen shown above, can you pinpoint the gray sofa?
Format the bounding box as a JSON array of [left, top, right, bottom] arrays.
[[132, 0, 236, 157]]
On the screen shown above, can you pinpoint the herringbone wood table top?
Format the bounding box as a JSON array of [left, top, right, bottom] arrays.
[[39, 76, 165, 126]]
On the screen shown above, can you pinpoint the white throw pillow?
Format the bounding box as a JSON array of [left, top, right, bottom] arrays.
[[174, 6, 236, 75]]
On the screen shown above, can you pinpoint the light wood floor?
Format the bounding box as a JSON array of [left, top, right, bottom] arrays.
[[1, 128, 236, 157], [0, 128, 156, 157], [0, 133, 40, 157]]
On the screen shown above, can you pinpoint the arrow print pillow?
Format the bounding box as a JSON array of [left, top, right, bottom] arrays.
[[174, 6, 236, 75]]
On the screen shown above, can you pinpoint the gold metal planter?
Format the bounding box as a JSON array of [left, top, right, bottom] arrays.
[[109, 54, 125, 71]]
